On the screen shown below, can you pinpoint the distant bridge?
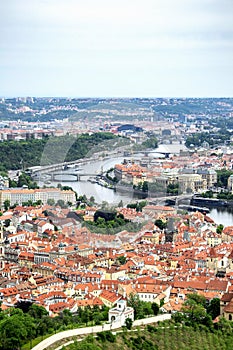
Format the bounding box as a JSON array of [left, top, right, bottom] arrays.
[[28, 157, 99, 179], [48, 171, 101, 181], [124, 150, 171, 158]]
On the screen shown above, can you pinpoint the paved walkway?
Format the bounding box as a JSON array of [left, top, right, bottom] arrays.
[[31, 314, 171, 350]]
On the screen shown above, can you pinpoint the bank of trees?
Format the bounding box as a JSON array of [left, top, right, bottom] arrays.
[[185, 130, 232, 148], [127, 201, 147, 212], [141, 135, 158, 149], [127, 294, 160, 320], [216, 169, 233, 188], [84, 210, 143, 235], [167, 183, 179, 195], [133, 181, 148, 192], [0, 302, 109, 350], [0, 132, 116, 171], [172, 293, 220, 327], [9, 172, 38, 189]]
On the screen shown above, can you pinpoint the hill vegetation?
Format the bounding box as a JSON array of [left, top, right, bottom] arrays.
[[59, 293, 226, 350], [0, 302, 109, 350], [61, 321, 233, 350], [0, 132, 116, 171]]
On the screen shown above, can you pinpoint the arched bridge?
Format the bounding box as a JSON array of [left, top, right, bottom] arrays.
[[48, 172, 100, 181]]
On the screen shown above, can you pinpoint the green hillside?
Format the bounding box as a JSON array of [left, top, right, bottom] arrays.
[[0, 132, 119, 171], [62, 324, 233, 350]]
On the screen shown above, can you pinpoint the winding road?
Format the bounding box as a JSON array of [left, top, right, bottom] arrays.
[[31, 314, 171, 350]]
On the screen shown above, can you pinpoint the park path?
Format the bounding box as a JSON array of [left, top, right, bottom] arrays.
[[31, 314, 171, 350]]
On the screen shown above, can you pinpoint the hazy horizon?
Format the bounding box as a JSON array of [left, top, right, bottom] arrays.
[[1, 0, 233, 98]]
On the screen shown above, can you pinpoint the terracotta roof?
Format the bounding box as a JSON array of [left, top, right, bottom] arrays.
[[100, 290, 121, 303], [209, 247, 218, 258], [221, 292, 233, 302], [207, 280, 228, 292], [224, 299, 233, 313]]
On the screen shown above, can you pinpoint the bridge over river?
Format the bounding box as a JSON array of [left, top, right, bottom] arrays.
[[28, 155, 105, 180], [48, 171, 100, 181]]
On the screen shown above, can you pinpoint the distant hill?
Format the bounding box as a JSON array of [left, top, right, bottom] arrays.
[[1, 97, 232, 122]]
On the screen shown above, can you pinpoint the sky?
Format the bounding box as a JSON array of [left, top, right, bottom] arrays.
[[0, 0, 233, 97]]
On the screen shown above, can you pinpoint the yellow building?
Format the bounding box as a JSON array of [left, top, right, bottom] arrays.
[[105, 267, 126, 280], [178, 174, 207, 193]]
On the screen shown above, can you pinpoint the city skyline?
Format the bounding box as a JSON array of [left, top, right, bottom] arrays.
[[1, 0, 233, 98]]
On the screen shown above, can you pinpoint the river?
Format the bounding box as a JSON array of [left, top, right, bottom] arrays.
[[39, 153, 233, 227], [208, 207, 233, 227], [39, 156, 137, 206]]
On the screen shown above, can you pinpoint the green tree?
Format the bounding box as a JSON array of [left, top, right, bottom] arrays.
[[101, 201, 109, 210], [167, 183, 179, 195], [141, 136, 158, 149], [47, 198, 55, 206], [89, 196, 95, 204], [142, 302, 153, 316], [215, 316, 233, 335], [128, 293, 144, 319], [15, 300, 32, 313], [4, 218, 11, 227], [217, 169, 233, 188], [17, 172, 38, 189], [4, 199, 10, 211], [186, 293, 206, 308], [125, 317, 133, 330], [151, 302, 159, 316], [28, 304, 49, 319], [207, 298, 220, 320], [56, 199, 67, 208], [142, 181, 148, 192], [155, 219, 167, 230], [201, 190, 214, 198], [137, 200, 147, 211], [171, 312, 185, 324], [181, 294, 209, 326], [127, 294, 152, 319], [216, 224, 224, 234], [9, 179, 17, 188], [22, 200, 33, 207], [0, 313, 28, 350], [116, 256, 127, 265], [34, 199, 42, 206]]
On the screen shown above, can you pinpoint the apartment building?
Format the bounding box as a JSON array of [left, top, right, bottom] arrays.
[[0, 188, 76, 207]]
